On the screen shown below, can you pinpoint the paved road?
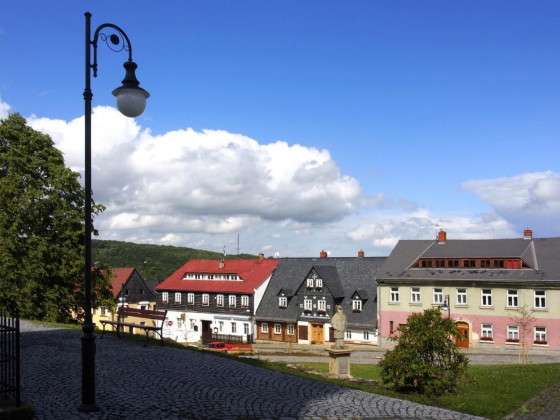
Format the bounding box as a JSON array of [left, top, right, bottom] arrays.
[[20, 322, 482, 419]]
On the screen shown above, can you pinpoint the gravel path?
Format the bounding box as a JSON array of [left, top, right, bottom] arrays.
[[21, 321, 483, 419]]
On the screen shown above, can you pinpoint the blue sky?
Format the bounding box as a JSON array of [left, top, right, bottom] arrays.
[[2, 1, 560, 255]]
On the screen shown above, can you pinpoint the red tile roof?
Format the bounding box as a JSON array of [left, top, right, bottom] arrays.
[[110, 267, 136, 298], [156, 259, 278, 294]]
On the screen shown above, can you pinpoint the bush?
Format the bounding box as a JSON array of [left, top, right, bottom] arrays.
[[379, 308, 468, 395]]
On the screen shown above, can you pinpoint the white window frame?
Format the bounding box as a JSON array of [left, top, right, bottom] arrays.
[[229, 295, 237, 308], [534, 326, 547, 344], [317, 299, 327, 312], [231, 322, 237, 334], [390, 287, 400, 303], [534, 290, 546, 309], [363, 330, 370, 340], [162, 292, 168, 302], [274, 323, 282, 334], [187, 292, 195, 304], [304, 299, 312, 311], [278, 296, 288, 308], [261, 322, 268, 333], [507, 325, 519, 342], [241, 295, 249, 307], [481, 323, 493, 340], [174, 292, 181, 303], [411, 287, 421, 303], [316, 278, 323, 289], [345, 330, 352, 339], [481, 289, 493, 307], [218, 321, 223, 333], [216, 294, 224, 307], [306, 278, 314, 288], [202, 293, 209, 306], [286, 324, 295, 335], [352, 299, 362, 312], [456, 288, 467, 305], [507, 289, 519, 308], [433, 288, 444, 305], [244, 323, 249, 335]]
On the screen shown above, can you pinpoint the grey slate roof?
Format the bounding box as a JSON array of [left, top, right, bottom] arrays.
[[312, 265, 345, 299], [256, 257, 386, 329], [378, 237, 560, 285]]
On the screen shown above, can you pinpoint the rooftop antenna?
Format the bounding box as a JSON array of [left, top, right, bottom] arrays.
[[223, 245, 227, 257]]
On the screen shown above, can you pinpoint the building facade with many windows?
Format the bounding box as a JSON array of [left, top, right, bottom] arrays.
[[377, 229, 560, 350], [155, 257, 278, 343], [255, 252, 385, 345]]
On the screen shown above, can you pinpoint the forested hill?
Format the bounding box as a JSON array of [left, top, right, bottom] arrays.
[[92, 239, 255, 283]]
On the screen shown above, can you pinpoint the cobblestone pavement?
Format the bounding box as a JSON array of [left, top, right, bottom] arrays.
[[506, 383, 560, 420], [21, 322, 482, 419]]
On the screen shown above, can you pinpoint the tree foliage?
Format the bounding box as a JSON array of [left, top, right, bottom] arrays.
[[379, 308, 469, 395], [0, 113, 106, 320]]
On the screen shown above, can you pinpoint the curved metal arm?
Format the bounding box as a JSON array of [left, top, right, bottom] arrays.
[[91, 23, 133, 77]]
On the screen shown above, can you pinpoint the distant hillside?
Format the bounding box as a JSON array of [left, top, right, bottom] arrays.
[[92, 239, 255, 283]]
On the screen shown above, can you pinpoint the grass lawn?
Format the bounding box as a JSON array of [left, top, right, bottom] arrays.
[[280, 362, 560, 419]]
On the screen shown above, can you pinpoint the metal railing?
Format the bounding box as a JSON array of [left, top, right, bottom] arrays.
[[209, 333, 253, 344], [0, 309, 20, 406]]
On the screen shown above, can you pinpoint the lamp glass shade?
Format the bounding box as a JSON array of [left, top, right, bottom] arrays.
[[112, 86, 149, 118]]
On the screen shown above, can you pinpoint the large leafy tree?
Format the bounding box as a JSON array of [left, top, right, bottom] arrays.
[[380, 308, 469, 395], [0, 113, 107, 320]]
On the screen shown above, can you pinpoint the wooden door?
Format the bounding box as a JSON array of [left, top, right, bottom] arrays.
[[201, 320, 212, 343], [311, 324, 324, 344], [455, 322, 469, 348], [298, 325, 308, 340]]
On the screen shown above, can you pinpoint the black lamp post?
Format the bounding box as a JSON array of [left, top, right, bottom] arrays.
[[81, 11, 149, 411]]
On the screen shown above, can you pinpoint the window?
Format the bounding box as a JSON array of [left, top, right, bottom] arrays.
[[187, 293, 195, 304], [229, 295, 237, 307], [363, 330, 370, 340], [352, 298, 362, 312], [464, 259, 476, 268], [306, 278, 314, 288], [287, 324, 295, 335], [100, 307, 107, 316], [216, 294, 224, 307], [174, 292, 181, 303], [218, 321, 224, 333], [317, 299, 327, 312], [481, 289, 492, 306], [433, 288, 444, 304], [261, 322, 268, 333], [435, 259, 445, 268], [274, 323, 282, 334], [493, 260, 504, 268], [202, 294, 209, 306], [421, 260, 433, 268], [456, 288, 467, 305], [315, 278, 323, 289], [507, 290, 518, 308], [389, 321, 394, 335], [534, 290, 546, 309], [231, 322, 237, 334], [162, 292, 168, 302], [507, 325, 519, 342], [278, 296, 288, 308], [534, 327, 547, 344], [450, 260, 459, 268], [481, 324, 493, 341], [241, 295, 249, 307], [345, 330, 352, 339], [244, 323, 249, 335], [390, 287, 399, 303], [304, 299, 312, 311], [411, 287, 421, 303]]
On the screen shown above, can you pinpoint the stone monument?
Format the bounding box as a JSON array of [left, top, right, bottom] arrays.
[[326, 305, 352, 379]]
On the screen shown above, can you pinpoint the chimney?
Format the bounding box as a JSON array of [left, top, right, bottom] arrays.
[[320, 250, 328, 259], [437, 229, 447, 243], [357, 249, 365, 258], [523, 228, 533, 240], [258, 253, 265, 261]]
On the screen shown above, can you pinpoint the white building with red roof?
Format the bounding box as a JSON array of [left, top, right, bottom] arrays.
[[156, 256, 278, 343]]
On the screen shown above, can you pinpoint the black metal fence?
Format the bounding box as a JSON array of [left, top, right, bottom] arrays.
[[0, 309, 20, 406], [210, 333, 253, 344]]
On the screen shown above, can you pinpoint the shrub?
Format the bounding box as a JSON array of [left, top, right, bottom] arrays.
[[379, 308, 468, 395]]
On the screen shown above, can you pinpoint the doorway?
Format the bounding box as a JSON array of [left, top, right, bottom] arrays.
[[310, 323, 324, 344], [455, 322, 469, 348], [201, 320, 212, 343]]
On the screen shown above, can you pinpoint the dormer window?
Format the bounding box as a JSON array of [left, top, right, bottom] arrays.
[[278, 296, 288, 308], [317, 298, 326, 312], [315, 278, 323, 289], [352, 298, 362, 312], [306, 278, 314, 288]]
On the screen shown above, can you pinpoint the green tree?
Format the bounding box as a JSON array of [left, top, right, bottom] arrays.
[[380, 308, 469, 395], [0, 113, 105, 320]]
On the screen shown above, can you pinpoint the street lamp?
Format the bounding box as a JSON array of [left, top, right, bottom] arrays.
[[81, 12, 149, 411]]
